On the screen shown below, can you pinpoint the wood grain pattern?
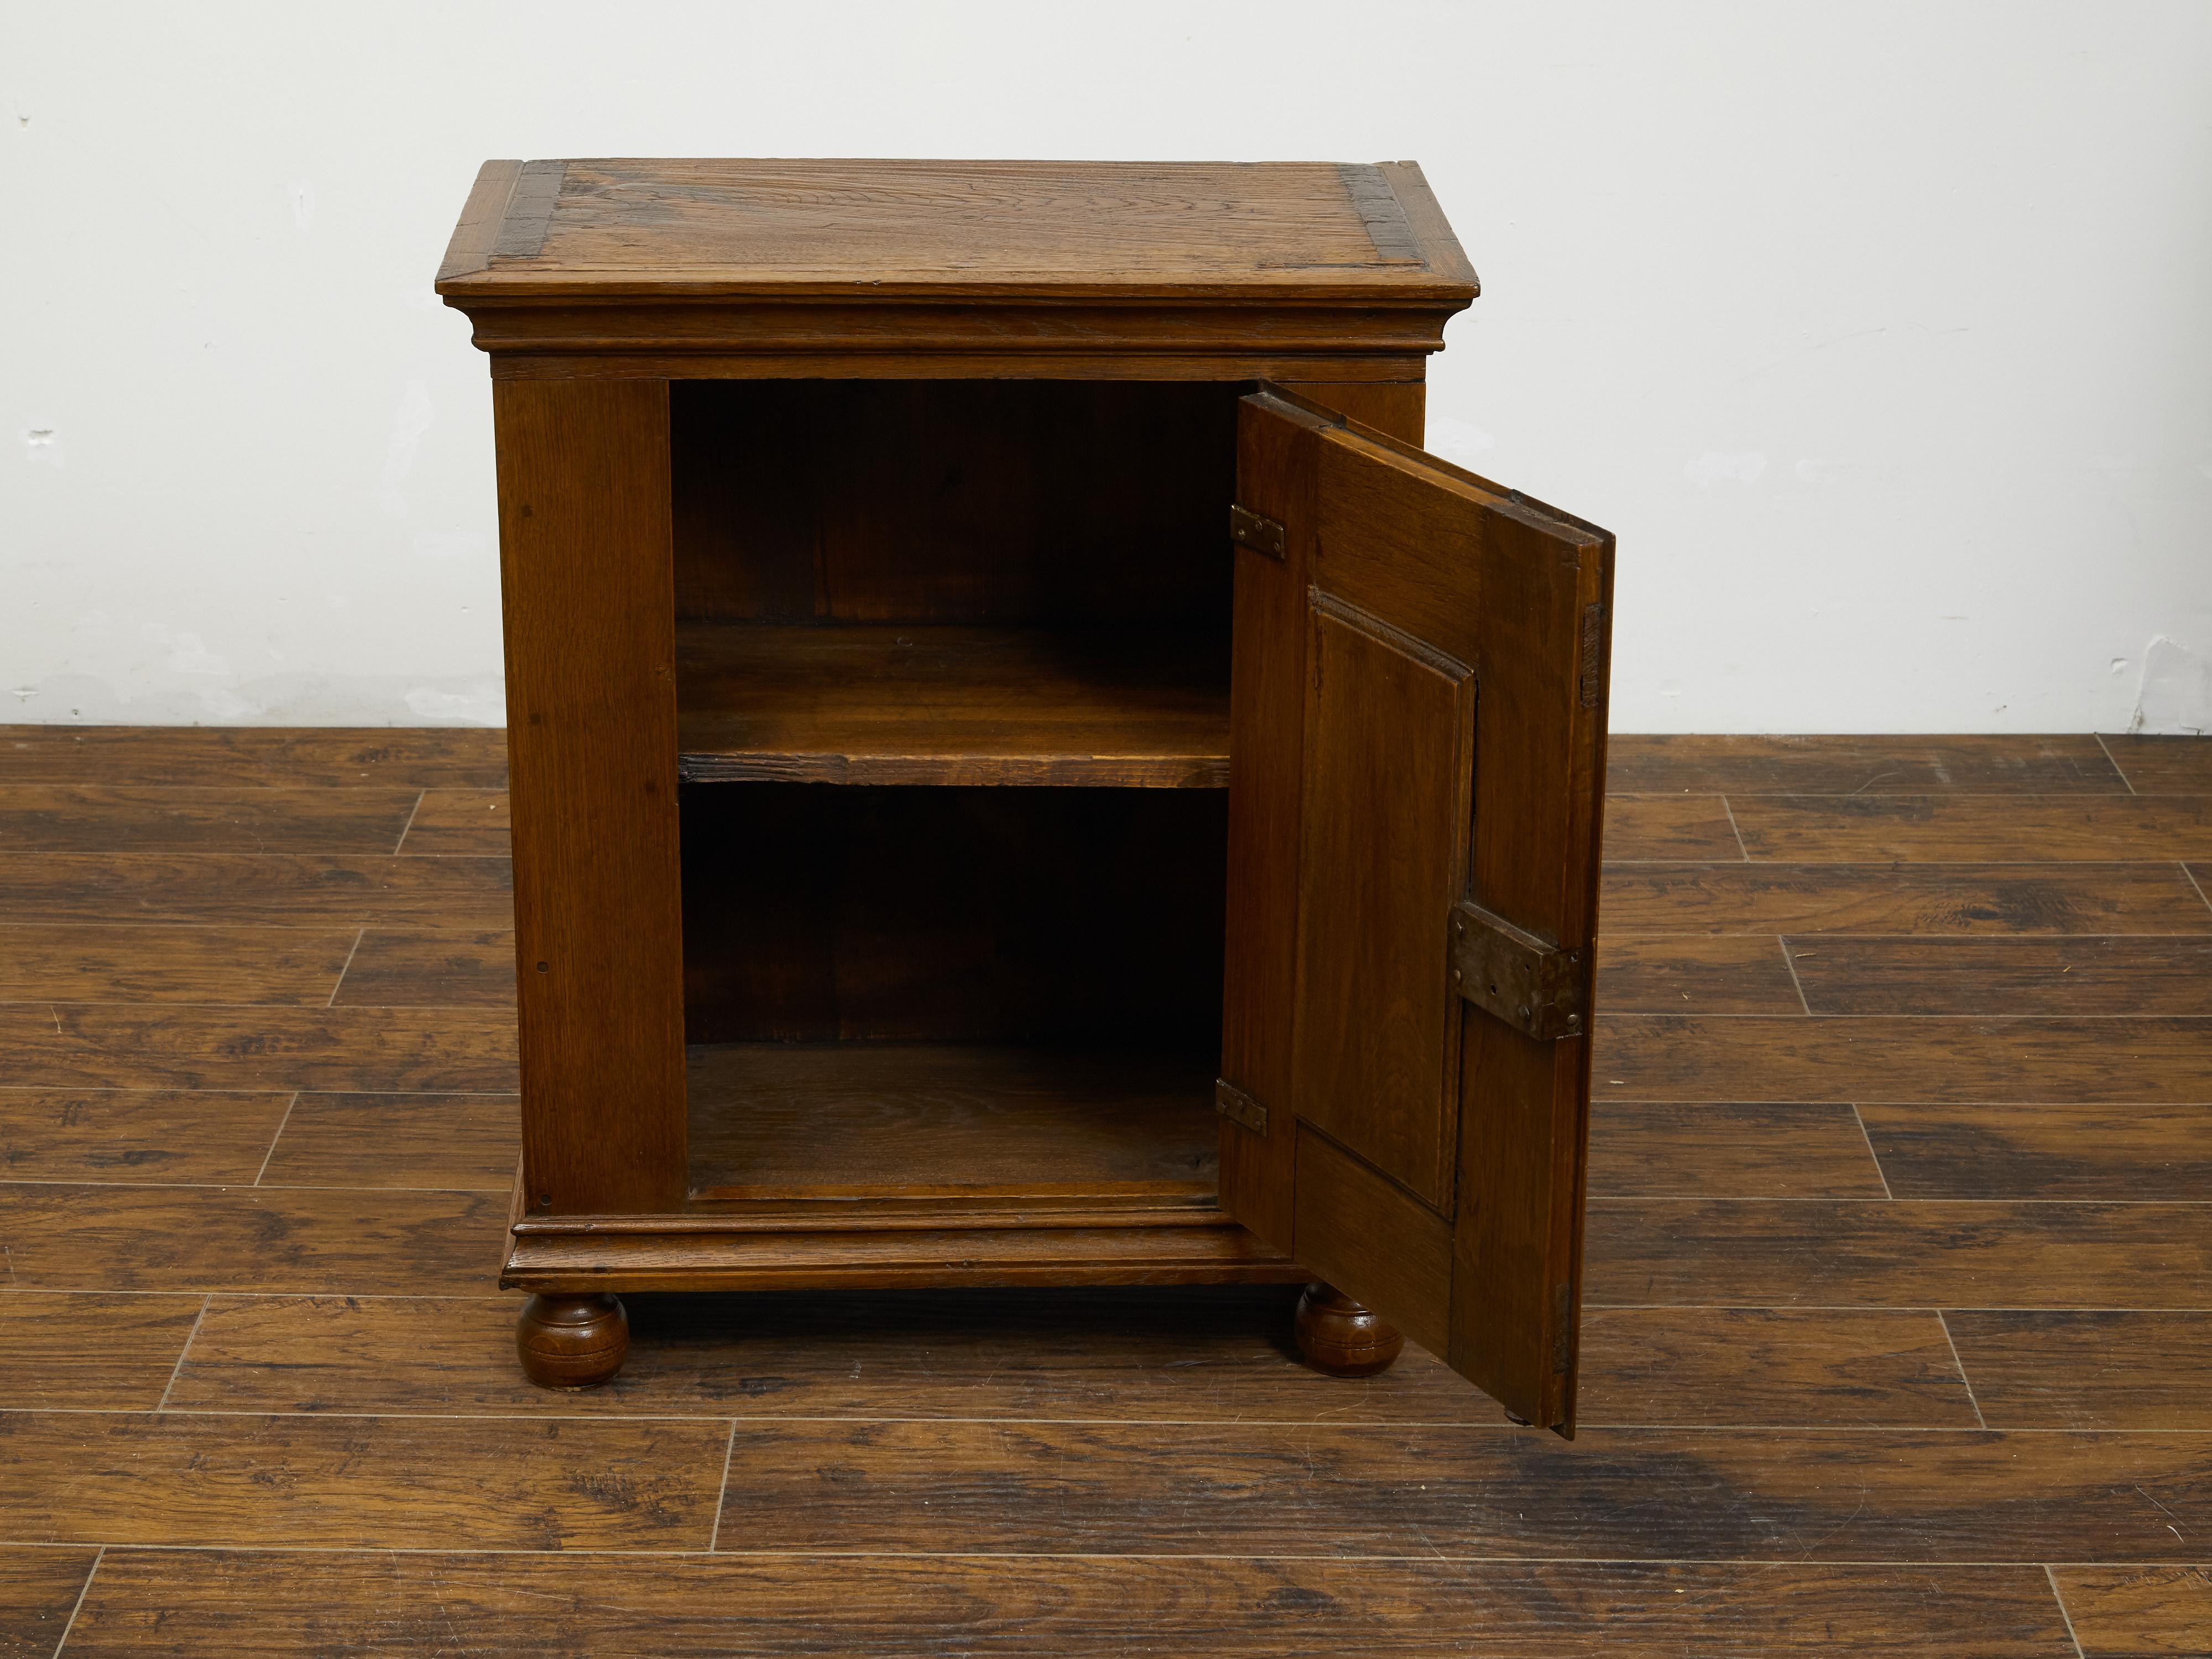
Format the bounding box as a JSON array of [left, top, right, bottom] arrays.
[[1788, 935, 2212, 1014], [671, 379, 1237, 630], [0, 729, 2201, 1648], [0, 1546, 98, 1657], [2051, 1563, 2212, 1656], [1600, 864, 2212, 935], [0, 1185, 503, 1292], [164, 1287, 1438, 1420], [256, 1092, 519, 1190], [1601, 795, 1744, 860], [64, 1552, 2081, 1658], [441, 159, 1477, 299], [1577, 1308, 1981, 1427], [0, 1003, 516, 1092], [1947, 1313, 2212, 1430], [1858, 1103, 2212, 1199], [502, 1218, 1301, 1295], [706, 1418, 2212, 1561], [1606, 734, 2126, 795], [1232, 389, 1613, 1432], [0, 1291, 202, 1409], [0, 726, 506, 787], [1587, 1200, 2212, 1308], [1594, 935, 1804, 1013], [1586, 1102, 1886, 1197], [1732, 795, 2212, 861], [164, 1293, 2002, 1432], [0, 921, 355, 1004], [0, 1411, 728, 1550], [495, 376, 687, 1218], [396, 789, 509, 855], [0, 853, 513, 927], [499, 346, 1441, 383], [2101, 734, 2212, 794], [1594, 1015, 2212, 1102], [676, 624, 1228, 787], [1272, 379, 1425, 442], [0, 785, 418, 854], [686, 1045, 1215, 1199], [0, 1088, 292, 1183], [1214, 384, 1317, 1254], [328, 927, 517, 1008], [1290, 593, 1472, 1209]]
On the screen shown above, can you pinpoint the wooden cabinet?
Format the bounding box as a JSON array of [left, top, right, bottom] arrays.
[[438, 160, 1613, 1434]]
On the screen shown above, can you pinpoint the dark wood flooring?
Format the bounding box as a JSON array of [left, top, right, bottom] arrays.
[[0, 726, 2206, 1655]]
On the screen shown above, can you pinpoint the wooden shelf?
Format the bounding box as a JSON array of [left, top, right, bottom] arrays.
[[686, 1044, 1220, 1202], [676, 624, 1229, 787]]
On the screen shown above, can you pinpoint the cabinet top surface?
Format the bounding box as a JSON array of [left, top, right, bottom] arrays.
[[436, 158, 1477, 302]]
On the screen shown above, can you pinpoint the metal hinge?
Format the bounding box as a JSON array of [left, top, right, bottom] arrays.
[[1229, 504, 1285, 560], [1448, 900, 1587, 1041], [1214, 1077, 1268, 1135]]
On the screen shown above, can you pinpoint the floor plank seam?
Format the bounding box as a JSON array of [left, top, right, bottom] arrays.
[[2042, 1562, 2090, 1659], [1933, 1311, 1989, 1430], [2093, 733, 2137, 796], [705, 1420, 740, 1553], [1718, 794, 1752, 861], [49, 1543, 102, 1657], [1777, 937, 1814, 1014], [2183, 860, 2212, 915], [390, 790, 426, 855], [325, 926, 368, 1007], [151, 1297, 211, 1413], [6, 1406, 2211, 1433], [1845, 1105, 1895, 1199], [249, 1092, 301, 1187], [1, 1545, 2190, 1564]]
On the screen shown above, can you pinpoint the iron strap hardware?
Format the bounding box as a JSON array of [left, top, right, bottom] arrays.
[[1214, 1077, 1268, 1134], [1448, 900, 1587, 1041], [1228, 504, 1286, 559]]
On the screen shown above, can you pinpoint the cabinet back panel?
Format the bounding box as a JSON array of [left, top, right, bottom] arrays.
[[681, 784, 1227, 1047], [671, 380, 1240, 626]]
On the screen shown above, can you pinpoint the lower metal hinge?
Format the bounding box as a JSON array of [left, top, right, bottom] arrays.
[[1448, 900, 1588, 1041], [1229, 504, 1285, 559], [1214, 1077, 1268, 1134]]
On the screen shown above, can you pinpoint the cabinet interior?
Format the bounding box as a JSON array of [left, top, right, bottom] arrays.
[[670, 379, 1244, 1206]]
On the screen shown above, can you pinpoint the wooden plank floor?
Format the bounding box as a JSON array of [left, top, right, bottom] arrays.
[[0, 725, 2206, 1656]]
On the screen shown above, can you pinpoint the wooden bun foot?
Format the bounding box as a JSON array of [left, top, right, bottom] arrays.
[[1293, 1282, 1404, 1376], [516, 1292, 629, 1389]]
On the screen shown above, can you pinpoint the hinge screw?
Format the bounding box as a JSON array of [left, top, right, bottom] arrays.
[[1518, 1005, 1532, 1022], [1451, 967, 1463, 983], [1566, 1014, 1582, 1030]]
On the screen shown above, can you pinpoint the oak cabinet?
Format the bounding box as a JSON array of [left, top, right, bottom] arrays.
[[439, 159, 1613, 1434]]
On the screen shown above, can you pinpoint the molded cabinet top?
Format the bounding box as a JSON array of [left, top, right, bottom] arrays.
[[436, 159, 1477, 304]]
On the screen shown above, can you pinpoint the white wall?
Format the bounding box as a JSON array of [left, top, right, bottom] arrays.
[[4, 1, 2209, 732]]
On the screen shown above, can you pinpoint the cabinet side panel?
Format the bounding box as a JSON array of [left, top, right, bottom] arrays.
[[495, 377, 687, 1214]]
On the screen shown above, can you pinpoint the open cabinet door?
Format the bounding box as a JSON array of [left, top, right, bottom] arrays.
[[1218, 385, 1613, 1436]]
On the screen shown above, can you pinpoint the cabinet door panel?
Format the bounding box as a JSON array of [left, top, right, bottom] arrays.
[[1220, 385, 1614, 1435], [1289, 597, 1472, 1210]]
